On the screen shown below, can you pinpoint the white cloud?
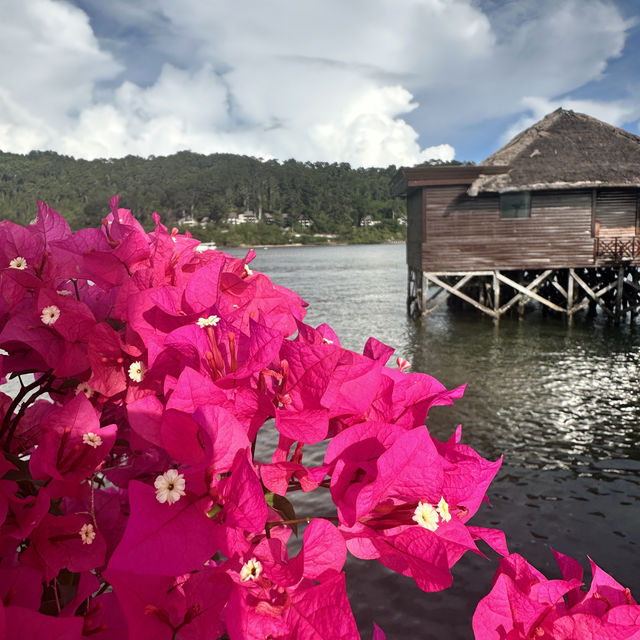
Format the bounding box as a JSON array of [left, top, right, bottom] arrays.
[[0, 0, 635, 166], [0, 0, 121, 128]]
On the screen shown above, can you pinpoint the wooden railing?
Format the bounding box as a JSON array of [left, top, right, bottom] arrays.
[[594, 236, 639, 264]]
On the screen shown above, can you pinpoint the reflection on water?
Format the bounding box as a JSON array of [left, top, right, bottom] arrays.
[[238, 243, 640, 639]]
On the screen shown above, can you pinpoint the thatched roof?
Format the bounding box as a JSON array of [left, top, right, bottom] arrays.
[[468, 108, 640, 195]]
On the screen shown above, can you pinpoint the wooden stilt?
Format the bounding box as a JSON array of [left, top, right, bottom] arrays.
[[407, 266, 640, 323], [615, 266, 624, 321], [406, 267, 414, 315], [428, 274, 497, 317], [567, 269, 574, 326], [492, 271, 500, 324], [420, 271, 428, 315]]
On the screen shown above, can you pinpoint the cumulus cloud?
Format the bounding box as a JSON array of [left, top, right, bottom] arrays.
[[0, 0, 121, 131], [0, 0, 635, 166]]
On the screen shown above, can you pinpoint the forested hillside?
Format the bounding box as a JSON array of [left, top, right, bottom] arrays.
[[0, 150, 463, 245]]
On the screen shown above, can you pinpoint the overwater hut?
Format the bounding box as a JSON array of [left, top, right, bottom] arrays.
[[392, 108, 640, 322]]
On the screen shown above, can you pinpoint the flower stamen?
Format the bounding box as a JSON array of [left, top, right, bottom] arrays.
[[240, 557, 263, 582], [82, 432, 103, 448], [197, 315, 220, 328], [412, 501, 440, 531]]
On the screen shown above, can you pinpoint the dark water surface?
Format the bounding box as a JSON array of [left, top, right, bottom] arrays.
[[232, 243, 640, 639]]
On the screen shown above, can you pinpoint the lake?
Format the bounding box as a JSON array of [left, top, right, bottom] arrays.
[[227, 242, 640, 639]]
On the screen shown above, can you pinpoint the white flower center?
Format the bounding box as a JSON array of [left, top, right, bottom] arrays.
[[128, 361, 146, 382], [412, 497, 451, 531], [82, 432, 103, 448], [79, 523, 96, 545], [240, 557, 263, 582], [40, 305, 61, 325], [197, 315, 220, 328], [412, 502, 440, 531], [9, 256, 27, 270], [154, 469, 186, 505], [244, 264, 253, 276]]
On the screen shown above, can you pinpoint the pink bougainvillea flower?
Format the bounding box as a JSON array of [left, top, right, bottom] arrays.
[[29, 394, 117, 495], [224, 520, 355, 640], [0, 220, 44, 280], [473, 552, 640, 640], [225, 569, 359, 640], [0, 201, 515, 639], [20, 513, 107, 582], [432, 426, 504, 524], [36, 288, 96, 344], [326, 421, 445, 526], [326, 421, 502, 592], [0, 299, 91, 377]]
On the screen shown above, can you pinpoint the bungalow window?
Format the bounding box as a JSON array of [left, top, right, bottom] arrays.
[[500, 192, 531, 218]]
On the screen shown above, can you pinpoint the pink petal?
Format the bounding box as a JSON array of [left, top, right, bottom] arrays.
[[3, 605, 83, 640], [108, 481, 217, 576]]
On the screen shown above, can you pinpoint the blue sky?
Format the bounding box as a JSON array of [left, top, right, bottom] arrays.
[[1, 0, 639, 166]]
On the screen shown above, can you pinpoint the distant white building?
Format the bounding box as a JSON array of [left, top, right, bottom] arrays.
[[177, 215, 198, 228], [225, 210, 259, 225], [178, 215, 210, 228]]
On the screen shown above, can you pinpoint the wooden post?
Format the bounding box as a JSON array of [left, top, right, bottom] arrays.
[[615, 266, 624, 321], [492, 271, 500, 324], [567, 269, 574, 326], [631, 269, 639, 325], [420, 271, 428, 314], [406, 267, 413, 315]]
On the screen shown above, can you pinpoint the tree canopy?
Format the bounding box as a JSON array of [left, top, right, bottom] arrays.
[[0, 149, 467, 244]]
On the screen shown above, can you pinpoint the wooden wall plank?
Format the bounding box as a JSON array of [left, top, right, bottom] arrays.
[[418, 185, 639, 271]]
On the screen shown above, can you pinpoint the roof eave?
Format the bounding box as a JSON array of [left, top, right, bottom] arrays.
[[392, 165, 509, 197], [471, 180, 640, 195]]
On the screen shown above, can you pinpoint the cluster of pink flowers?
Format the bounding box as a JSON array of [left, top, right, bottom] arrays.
[[0, 199, 637, 638], [474, 551, 640, 639]]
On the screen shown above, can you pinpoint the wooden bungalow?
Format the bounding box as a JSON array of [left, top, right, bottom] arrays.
[[392, 108, 640, 322]]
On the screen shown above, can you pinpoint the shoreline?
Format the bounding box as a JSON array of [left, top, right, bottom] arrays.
[[208, 239, 405, 249]]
